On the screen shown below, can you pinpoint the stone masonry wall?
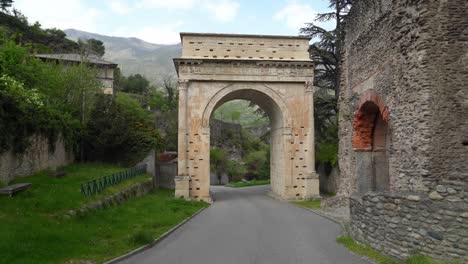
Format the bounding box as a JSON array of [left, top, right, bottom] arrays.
[[350, 193, 468, 261], [339, 0, 467, 261], [0, 134, 74, 183]]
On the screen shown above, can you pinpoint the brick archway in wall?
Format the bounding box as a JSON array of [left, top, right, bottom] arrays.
[[352, 90, 391, 192], [173, 32, 320, 202]]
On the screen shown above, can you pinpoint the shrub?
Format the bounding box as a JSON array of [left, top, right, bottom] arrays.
[[85, 93, 162, 166], [225, 160, 247, 182], [243, 150, 269, 180]]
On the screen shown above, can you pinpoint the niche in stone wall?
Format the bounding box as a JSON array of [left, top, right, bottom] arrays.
[[352, 91, 390, 193]]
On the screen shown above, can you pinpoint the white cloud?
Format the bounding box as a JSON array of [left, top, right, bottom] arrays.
[[114, 22, 184, 44], [138, 0, 197, 9], [204, 0, 239, 22], [14, 0, 101, 32], [109, 0, 132, 15], [138, 0, 239, 22], [273, 1, 317, 31]]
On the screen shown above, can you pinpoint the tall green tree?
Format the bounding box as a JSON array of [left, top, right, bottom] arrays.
[[300, 0, 352, 98], [0, 0, 13, 13], [300, 0, 353, 166]]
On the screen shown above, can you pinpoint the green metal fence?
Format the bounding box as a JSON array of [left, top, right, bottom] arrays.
[[80, 164, 147, 196]]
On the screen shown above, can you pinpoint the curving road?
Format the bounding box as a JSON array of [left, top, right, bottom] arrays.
[[120, 185, 371, 264]]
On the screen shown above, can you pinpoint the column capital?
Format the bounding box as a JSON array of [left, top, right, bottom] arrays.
[[178, 79, 190, 91], [305, 81, 314, 93]]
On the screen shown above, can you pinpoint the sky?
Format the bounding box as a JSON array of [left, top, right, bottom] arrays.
[[13, 0, 334, 44]]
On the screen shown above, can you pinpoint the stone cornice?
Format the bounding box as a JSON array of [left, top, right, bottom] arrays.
[[174, 58, 314, 76], [175, 58, 314, 82]]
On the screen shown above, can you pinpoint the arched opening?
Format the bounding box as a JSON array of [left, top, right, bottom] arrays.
[[353, 91, 390, 193], [209, 100, 270, 186], [204, 87, 286, 196]]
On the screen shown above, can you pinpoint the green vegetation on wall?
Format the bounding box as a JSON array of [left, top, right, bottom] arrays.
[[0, 38, 99, 155]]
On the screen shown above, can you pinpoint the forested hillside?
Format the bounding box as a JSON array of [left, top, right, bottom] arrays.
[[0, 12, 78, 53]]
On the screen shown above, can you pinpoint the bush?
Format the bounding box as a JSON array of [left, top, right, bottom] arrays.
[[225, 160, 247, 182], [85, 93, 162, 166], [243, 150, 269, 180]]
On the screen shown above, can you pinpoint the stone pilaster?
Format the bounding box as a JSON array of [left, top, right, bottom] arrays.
[[304, 81, 320, 198], [175, 80, 190, 199]]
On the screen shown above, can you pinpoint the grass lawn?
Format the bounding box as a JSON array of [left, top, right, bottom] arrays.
[[0, 163, 208, 263], [226, 179, 270, 188], [3, 163, 151, 214], [292, 199, 321, 209]]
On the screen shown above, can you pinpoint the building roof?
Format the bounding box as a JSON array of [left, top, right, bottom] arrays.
[[35, 54, 117, 67], [179, 32, 311, 40]]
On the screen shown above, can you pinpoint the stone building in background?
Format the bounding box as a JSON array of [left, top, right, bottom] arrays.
[[338, 0, 467, 261], [35, 54, 117, 94]]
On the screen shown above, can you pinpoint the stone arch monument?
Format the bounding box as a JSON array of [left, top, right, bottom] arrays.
[[173, 33, 319, 202]]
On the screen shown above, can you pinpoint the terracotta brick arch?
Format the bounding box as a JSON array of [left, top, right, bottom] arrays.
[[352, 90, 390, 151]]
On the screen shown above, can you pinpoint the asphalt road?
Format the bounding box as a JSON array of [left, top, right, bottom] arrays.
[[120, 185, 371, 264]]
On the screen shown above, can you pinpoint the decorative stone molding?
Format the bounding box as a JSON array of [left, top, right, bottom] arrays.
[[177, 79, 189, 91], [305, 81, 314, 93]]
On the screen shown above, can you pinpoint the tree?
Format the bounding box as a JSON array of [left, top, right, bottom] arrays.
[[300, 0, 353, 98], [243, 150, 268, 180], [85, 93, 162, 165], [122, 74, 150, 94], [230, 110, 241, 123], [300, 0, 353, 165], [78, 38, 105, 58], [210, 148, 227, 185], [44, 28, 66, 39], [0, 0, 13, 13], [225, 160, 246, 183], [163, 77, 177, 107]]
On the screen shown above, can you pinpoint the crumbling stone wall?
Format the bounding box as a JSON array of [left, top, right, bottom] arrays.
[[339, 0, 467, 261], [0, 134, 74, 183]]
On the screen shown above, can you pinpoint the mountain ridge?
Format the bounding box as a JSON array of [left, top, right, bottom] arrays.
[[64, 29, 181, 85]]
